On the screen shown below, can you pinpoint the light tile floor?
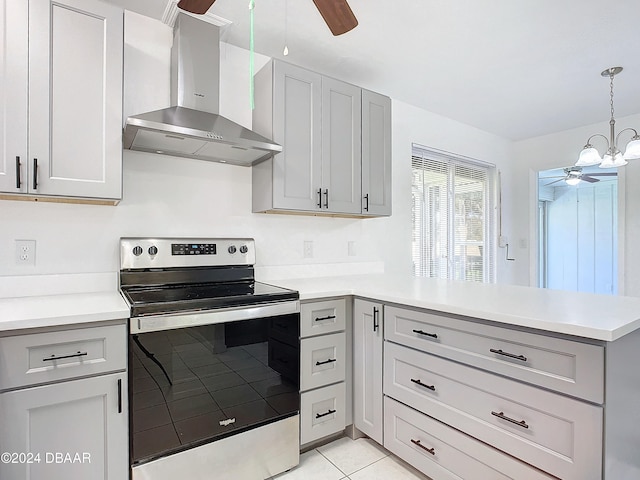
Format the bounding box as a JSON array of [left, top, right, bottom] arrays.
[[272, 436, 431, 480]]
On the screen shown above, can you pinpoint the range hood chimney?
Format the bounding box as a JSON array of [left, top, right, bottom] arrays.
[[123, 14, 281, 166]]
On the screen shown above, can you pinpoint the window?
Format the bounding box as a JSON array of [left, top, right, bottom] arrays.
[[412, 145, 496, 282]]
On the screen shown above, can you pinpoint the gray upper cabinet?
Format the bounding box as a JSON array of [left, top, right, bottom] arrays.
[[253, 61, 322, 212], [0, 0, 123, 203], [252, 59, 391, 217], [362, 90, 392, 216], [321, 77, 362, 214]]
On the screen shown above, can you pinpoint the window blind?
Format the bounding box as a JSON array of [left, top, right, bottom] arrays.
[[412, 145, 495, 283]]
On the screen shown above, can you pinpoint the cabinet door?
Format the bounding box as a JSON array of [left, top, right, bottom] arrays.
[[0, 372, 128, 480], [272, 61, 323, 211], [28, 0, 123, 199], [0, 0, 28, 193], [353, 299, 383, 443], [362, 90, 392, 216], [321, 77, 362, 214]]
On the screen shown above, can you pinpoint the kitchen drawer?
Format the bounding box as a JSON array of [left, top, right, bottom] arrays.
[[0, 324, 127, 390], [300, 332, 346, 391], [300, 299, 346, 338], [300, 382, 346, 445], [384, 397, 556, 480], [385, 305, 604, 403], [384, 341, 602, 480]]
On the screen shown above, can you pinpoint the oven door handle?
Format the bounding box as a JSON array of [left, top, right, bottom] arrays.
[[129, 300, 301, 334]]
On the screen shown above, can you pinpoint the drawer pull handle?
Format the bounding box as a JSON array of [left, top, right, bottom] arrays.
[[315, 315, 336, 322], [410, 439, 435, 455], [117, 379, 122, 414], [411, 378, 436, 391], [413, 329, 438, 339], [373, 307, 380, 332], [316, 409, 336, 419], [42, 351, 88, 362], [489, 348, 527, 362], [491, 411, 529, 429], [316, 358, 337, 366]]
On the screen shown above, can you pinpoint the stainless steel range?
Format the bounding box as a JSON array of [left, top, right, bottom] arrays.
[[119, 238, 300, 480]]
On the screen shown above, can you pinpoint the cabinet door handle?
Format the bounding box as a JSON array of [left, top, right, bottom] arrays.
[[491, 411, 529, 429], [410, 438, 435, 455], [410, 378, 436, 391], [315, 315, 336, 322], [42, 351, 88, 362], [373, 306, 379, 332], [315, 358, 337, 366], [317, 188, 322, 208], [32, 158, 38, 190], [413, 329, 438, 339], [363, 193, 369, 212], [489, 348, 527, 362], [323, 189, 329, 208], [316, 409, 336, 419], [117, 379, 122, 413], [15, 156, 21, 188]]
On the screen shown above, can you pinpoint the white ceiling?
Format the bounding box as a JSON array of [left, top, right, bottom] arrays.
[[109, 0, 640, 141]]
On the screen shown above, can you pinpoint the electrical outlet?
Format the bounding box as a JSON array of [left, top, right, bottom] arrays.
[[303, 240, 313, 258], [498, 236, 508, 248], [15, 240, 36, 266], [348, 241, 356, 256]]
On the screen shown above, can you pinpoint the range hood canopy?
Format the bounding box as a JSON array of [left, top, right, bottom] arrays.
[[123, 14, 281, 166]]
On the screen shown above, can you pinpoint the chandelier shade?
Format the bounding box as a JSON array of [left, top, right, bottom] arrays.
[[575, 67, 638, 169]]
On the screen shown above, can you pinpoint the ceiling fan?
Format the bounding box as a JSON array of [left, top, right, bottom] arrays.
[[176, 0, 358, 36], [541, 166, 617, 186]]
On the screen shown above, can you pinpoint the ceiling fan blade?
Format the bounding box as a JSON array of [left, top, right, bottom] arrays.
[[581, 175, 600, 183], [590, 172, 617, 176], [312, 0, 358, 36], [177, 0, 216, 15], [544, 179, 565, 186]]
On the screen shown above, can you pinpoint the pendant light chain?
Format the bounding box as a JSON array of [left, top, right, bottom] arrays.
[[609, 71, 615, 122]]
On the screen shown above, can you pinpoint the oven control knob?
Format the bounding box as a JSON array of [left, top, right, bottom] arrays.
[[132, 246, 143, 256], [228, 245, 237, 254], [239, 245, 248, 254], [148, 246, 158, 256]]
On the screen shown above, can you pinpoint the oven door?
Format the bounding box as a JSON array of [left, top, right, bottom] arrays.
[[129, 312, 300, 466]]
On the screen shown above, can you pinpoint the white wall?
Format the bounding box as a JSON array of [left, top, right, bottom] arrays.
[[512, 112, 640, 296], [0, 11, 515, 284]]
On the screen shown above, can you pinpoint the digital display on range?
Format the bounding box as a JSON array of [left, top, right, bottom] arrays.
[[171, 243, 217, 255]]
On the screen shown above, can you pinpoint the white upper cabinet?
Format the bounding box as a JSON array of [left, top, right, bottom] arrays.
[[252, 59, 391, 217], [362, 89, 392, 216], [0, 0, 123, 202]]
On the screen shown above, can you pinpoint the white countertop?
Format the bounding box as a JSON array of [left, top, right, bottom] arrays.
[[0, 273, 129, 333], [3, 272, 640, 341], [268, 274, 640, 342]]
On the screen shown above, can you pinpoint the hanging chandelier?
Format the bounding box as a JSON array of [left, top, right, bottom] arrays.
[[575, 67, 640, 168]]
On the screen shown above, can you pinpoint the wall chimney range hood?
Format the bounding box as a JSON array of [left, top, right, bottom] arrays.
[[123, 14, 281, 166]]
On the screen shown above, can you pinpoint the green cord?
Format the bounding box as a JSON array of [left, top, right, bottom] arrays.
[[249, 0, 255, 110]]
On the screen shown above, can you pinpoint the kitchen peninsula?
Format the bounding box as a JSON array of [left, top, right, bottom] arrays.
[[2, 272, 640, 479]]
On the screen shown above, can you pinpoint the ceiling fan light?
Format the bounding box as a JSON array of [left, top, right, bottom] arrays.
[[565, 176, 581, 186], [575, 147, 602, 167], [623, 138, 640, 160]]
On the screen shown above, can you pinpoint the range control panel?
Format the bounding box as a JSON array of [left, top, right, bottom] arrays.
[[120, 238, 255, 269]]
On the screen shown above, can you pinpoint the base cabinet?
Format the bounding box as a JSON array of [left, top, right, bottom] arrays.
[[353, 299, 383, 444], [0, 372, 128, 480], [299, 298, 348, 446]]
